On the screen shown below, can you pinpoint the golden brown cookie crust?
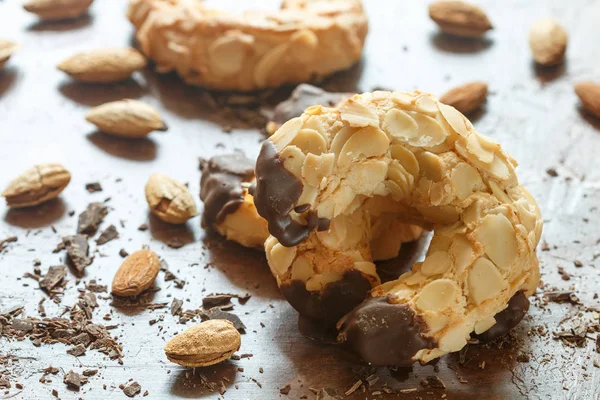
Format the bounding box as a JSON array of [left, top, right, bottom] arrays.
[[127, 0, 368, 91]]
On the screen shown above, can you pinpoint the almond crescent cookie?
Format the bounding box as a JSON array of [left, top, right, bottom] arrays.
[[253, 91, 542, 364], [200, 153, 422, 260], [127, 0, 368, 91]]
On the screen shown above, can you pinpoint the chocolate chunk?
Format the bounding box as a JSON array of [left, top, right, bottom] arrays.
[[202, 294, 234, 310], [82, 369, 98, 377], [77, 202, 108, 235], [64, 371, 86, 390], [253, 141, 328, 247], [170, 298, 183, 316], [337, 296, 436, 366], [123, 381, 141, 397], [271, 84, 352, 126], [85, 182, 103, 193], [67, 344, 86, 357], [544, 290, 581, 304], [96, 225, 119, 245], [474, 291, 530, 342], [199, 153, 255, 228], [282, 270, 372, 323], [61, 235, 92, 273], [39, 265, 67, 291], [280, 384, 292, 395], [204, 309, 246, 332]]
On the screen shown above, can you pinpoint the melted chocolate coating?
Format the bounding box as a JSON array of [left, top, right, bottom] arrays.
[[253, 140, 329, 247], [281, 270, 372, 324], [199, 153, 255, 228], [272, 84, 352, 125], [474, 291, 530, 342], [337, 296, 436, 366]]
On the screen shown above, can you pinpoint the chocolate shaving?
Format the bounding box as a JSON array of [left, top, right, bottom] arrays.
[[544, 291, 581, 305], [202, 293, 250, 309], [204, 309, 246, 332], [39, 265, 67, 292], [96, 225, 119, 245], [60, 235, 92, 274], [170, 298, 183, 316], [77, 202, 108, 235]]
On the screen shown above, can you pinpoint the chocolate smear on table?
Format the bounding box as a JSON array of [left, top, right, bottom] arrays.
[[58, 235, 92, 274], [85, 182, 103, 193], [253, 140, 329, 247], [39, 265, 67, 292], [474, 291, 530, 342], [203, 309, 246, 332], [337, 296, 436, 366], [199, 153, 254, 228], [96, 224, 118, 245], [77, 202, 108, 235], [269, 84, 352, 127], [282, 270, 372, 323]]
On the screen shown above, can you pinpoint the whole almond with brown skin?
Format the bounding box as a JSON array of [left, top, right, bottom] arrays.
[[58, 48, 147, 83], [164, 320, 241, 367], [2, 164, 71, 208], [0, 40, 19, 70], [575, 82, 600, 119], [529, 18, 568, 66], [86, 99, 167, 138], [440, 81, 488, 114], [24, 0, 93, 21], [112, 249, 160, 297], [145, 173, 198, 224], [429, 1, 493, 38]]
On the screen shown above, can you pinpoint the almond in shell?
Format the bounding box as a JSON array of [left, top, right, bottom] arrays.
[[164, 320, 241, 367], [57, 48, 147, 83], [439, 81, 488, 114], [574, 82, 600, 119], [145, 173, 198, 224], [529, 18, 568, 66], [111, 249, 160, 297], [429, 1, 493, 38], [0, 40, 19, 70], [24, 0, 93, 21], [86, 99, 167, 138], [2, 164, 71, 208]]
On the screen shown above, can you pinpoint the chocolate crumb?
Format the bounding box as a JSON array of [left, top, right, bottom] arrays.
[[39, 265, 67, 292], [138, 224, 148, 231], [422, 376, 445, 389], [64, 371, 87, 390], [123, 381, 141, 397], [85, 182, 103, 193], [83, 369, 98, 377], [77, 203, 108, 235], [119, 249, 129, 258], [96, 225, 119, 245], [546, 168, 558, 177], [280, 384, 292, 395]]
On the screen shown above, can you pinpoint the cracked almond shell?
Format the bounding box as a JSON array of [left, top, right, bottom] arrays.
[[145, 173, 197, 224], [2, 164, 71, 208], [86, 99, 167, 138], [111, 249, 160, 297], [164, 320, 241, 367], [23, 0, 93, 21], [57, 48, 147, 83]]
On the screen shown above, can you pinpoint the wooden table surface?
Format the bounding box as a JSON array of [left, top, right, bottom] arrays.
[[1, 1, 600, 399]]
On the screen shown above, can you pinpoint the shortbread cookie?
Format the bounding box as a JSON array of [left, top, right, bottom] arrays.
[[127, 0, 368, 91], [253, 91, 542, 364]]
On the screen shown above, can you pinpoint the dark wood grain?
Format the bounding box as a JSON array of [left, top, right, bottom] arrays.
[[1, 1, 600, 399]]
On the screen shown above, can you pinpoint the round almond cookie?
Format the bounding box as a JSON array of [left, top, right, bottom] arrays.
[[253, 90, 542, 364], [127, 0, 368, 91]]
